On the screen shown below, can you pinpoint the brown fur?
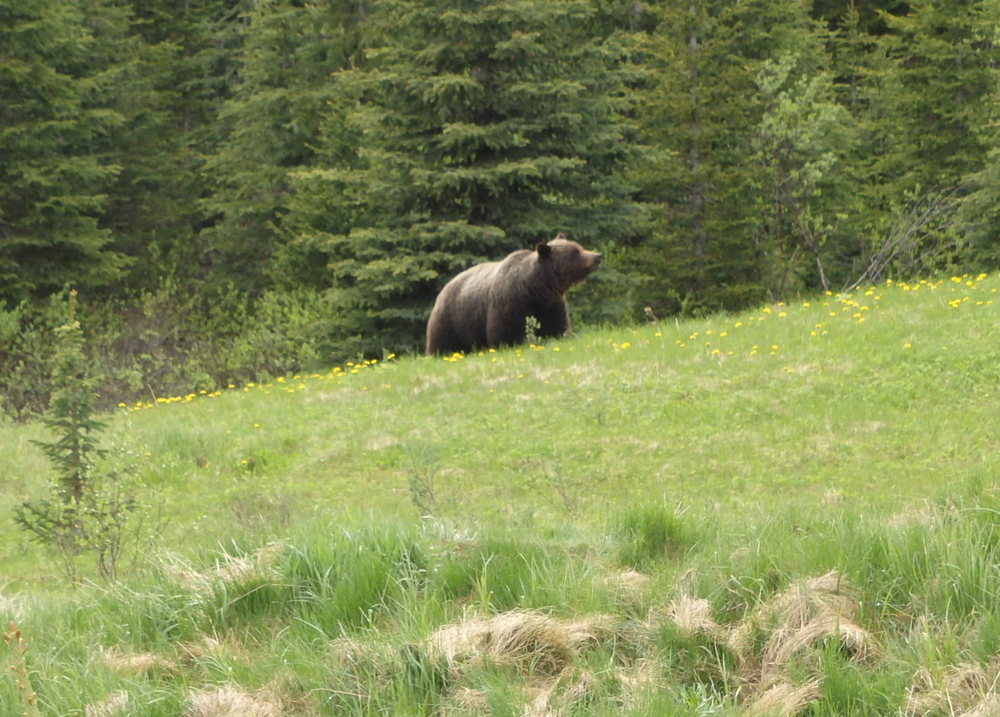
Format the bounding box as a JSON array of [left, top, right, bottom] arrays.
[[425, 233, 602, 354]]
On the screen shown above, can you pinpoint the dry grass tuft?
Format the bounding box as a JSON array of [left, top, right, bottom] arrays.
[[752, 570, 875, 686], [427, 611, 633, 716], [666, 595, 723, 640], [963, 693, 1000, 717], [327, 635, 396, 672], [604, 569, 652, 598], [662, 570, 876, 715], [99, 646, 177, 676], [744, 679, 822, 717], [0, 593, 26, 624], [186, 685, 283, 717], [85, 690, 129, 717], [177, 635, 252, 665], [163, 544, 284, 593], [904, 659, 1000, 716], [440, 686, 491, 715], [427, 611, 575, 675], [426, 610, 623, 678]]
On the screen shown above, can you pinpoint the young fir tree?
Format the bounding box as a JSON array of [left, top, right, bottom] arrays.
[[0, 0, 129, 303], [287, 0, 643, 357], [14, 291, 148, 582]]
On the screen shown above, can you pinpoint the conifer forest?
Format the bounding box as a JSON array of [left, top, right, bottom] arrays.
[[2, 0, 998, 415]]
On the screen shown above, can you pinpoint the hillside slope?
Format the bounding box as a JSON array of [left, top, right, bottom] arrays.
[[2, 274, 999, 715], [3, 275, 998, 571]]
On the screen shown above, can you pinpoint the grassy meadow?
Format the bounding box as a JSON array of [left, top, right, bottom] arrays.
[[2, 274, 1000, 715]]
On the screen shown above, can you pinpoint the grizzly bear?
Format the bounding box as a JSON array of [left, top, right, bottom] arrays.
[[425, 233, 602, 355]]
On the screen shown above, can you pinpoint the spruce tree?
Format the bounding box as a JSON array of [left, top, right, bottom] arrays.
[[200, 0, 366, 292], [860, 0, 999, 277], [629, 0, 833, 313], [287, 0, 643, 357], [0, 0, 129, 303], [117, 0, 249, 285]]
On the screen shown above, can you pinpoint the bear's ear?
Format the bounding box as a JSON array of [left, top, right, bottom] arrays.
[[535, 242, 552, 259]]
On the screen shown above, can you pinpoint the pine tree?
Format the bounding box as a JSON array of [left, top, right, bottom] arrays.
[[287, 0, 643, 357], [0, 0, 129, 303]]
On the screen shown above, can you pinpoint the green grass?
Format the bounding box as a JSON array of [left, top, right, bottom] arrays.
[[2, 273, 999, 715]]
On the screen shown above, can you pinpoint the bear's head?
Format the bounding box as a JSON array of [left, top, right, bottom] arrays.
[[535, 233, 602, 290]]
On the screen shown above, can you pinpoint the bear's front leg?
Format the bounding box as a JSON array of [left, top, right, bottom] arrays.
[[486, 308, 528, 349], [533, 301, 570, 339]]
